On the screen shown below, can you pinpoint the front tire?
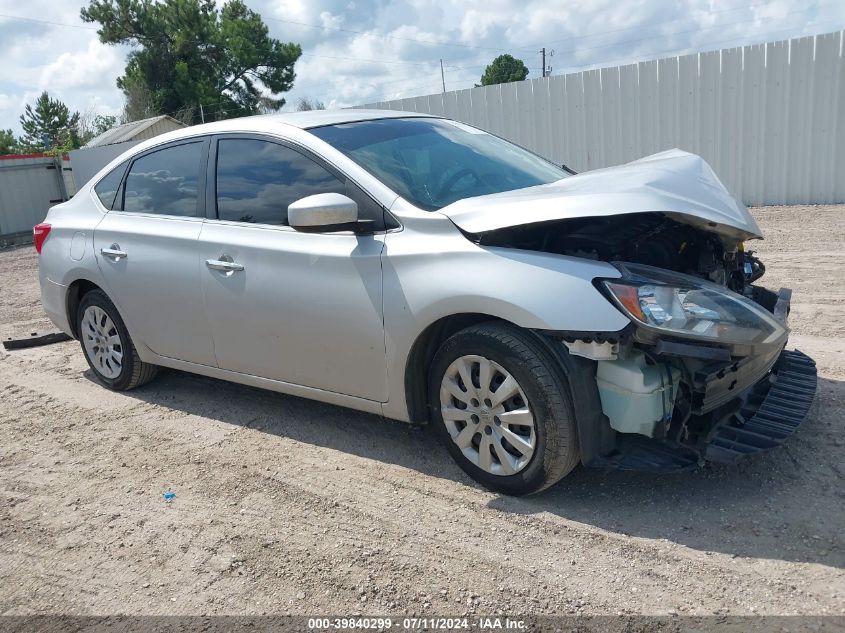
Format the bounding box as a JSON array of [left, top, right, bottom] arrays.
[[77, 289, 158, 391], [429, 322, 580, 495]]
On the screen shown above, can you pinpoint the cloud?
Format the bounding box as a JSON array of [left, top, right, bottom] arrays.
[[0, 0, 126, 133], [39, 40, 126, 92], [0, 0, 842, 134]]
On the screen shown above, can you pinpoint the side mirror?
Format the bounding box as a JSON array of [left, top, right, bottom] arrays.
[[288, 193, 359, 232]]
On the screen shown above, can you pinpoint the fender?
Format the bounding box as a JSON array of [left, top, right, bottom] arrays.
[[380, 213, 630, 422]]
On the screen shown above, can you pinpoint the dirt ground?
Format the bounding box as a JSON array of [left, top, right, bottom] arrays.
[[0, 205, 843, 617]]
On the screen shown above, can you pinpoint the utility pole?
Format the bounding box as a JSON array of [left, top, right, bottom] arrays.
[[440, 59, 446, 93], [539, 48, 554, 78], [199, 103, 205, 124]]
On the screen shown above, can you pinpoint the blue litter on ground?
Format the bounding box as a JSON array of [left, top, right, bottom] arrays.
[[162, 492, 176, 502]]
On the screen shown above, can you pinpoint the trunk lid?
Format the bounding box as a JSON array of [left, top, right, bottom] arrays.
[[439, 149, 761, 241]]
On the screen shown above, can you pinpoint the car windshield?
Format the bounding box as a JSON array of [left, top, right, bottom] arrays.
[[309, 117, 569, 211]]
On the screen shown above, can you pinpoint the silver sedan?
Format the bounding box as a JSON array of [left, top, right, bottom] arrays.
[[36, 111, 816, 495]]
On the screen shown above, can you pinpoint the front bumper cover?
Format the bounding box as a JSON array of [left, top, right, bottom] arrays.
[[584, 284, 816, 473], [705, 349, 816, 463], [588, 348, 817, 472]]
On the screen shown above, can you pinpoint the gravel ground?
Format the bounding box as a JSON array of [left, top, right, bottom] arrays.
[[0, 205, 843, 617]]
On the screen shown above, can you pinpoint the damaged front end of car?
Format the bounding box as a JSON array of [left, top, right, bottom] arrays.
[[518, 238, 814, 472], [572, 262, 817, 471], [545, 248, 817, 471], [443, 150, 817, 471]]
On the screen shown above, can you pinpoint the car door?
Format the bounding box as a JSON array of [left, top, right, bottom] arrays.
[[197, 135, 388, 402], [93, 138, 217, 367]]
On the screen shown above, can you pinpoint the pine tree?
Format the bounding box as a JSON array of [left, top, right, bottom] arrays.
[[18, 92, 81, 153], [0, 128, 18, 155], [81, 0, 302, 124]]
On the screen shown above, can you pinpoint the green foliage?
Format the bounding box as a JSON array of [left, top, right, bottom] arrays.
[[79, 113, 120, 144], [81, 0, 302, 123], [92, 114, 119, 136], [18, 91, 82, 153], [0, 128, 18, 155], [479, 54, 529, 86]]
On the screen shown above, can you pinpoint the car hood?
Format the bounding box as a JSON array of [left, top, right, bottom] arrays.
[[439, 149, 762, 241]]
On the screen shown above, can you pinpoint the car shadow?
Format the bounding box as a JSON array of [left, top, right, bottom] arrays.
[[490, 376, 845, 571], [104, 366, 844, 570]]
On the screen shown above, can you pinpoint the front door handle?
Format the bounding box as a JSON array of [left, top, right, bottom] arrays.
[[101, 244, 127, 260], [205, 257, 244, 273]]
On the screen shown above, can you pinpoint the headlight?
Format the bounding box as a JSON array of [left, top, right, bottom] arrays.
[[601, 263, 786, 346]]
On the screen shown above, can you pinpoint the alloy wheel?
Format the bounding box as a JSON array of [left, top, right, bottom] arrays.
[[81, 305, 123, 379], [439, 354, 536, 476]]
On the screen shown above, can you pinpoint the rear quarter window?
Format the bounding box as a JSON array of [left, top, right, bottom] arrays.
[[93, 161, 127, 210]]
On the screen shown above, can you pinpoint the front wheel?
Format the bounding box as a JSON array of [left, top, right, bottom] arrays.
[[429, 322, 580, 495]]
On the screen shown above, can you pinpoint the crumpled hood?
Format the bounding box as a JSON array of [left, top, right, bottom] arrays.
[[439, 149, 762, 241]]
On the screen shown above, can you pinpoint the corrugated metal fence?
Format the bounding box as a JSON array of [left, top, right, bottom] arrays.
[[0, 154, 71, 242], [360, 30, 845, 206], [69, 140, 140, 191]]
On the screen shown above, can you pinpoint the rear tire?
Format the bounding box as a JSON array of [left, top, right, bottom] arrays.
[[429, 322, 580, 495], [77, 289, 158, 391]]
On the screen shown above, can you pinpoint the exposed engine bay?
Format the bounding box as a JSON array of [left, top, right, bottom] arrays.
[[472, 211, 765, 294]]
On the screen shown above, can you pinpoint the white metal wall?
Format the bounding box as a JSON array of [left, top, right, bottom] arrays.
[[0, 156, 65, 237], [69, 140, 140, 191], [360, 30, 845, 206]]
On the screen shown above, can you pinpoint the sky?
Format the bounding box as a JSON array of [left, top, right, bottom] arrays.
[[0, 0, 843, 134]]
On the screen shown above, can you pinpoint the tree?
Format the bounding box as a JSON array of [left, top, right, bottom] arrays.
[[81, 0, 302, 124], [479, 54, 529, 86], [18, 91, 81, 153], [79, 111, 120, 145], [0, 128, 18, 155], [122, 80, 159, 122], [295, 97, 325, 112]]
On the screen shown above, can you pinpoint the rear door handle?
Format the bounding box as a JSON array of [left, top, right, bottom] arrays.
[[100, 244, 127, 260], [205, 258, 244, 273]]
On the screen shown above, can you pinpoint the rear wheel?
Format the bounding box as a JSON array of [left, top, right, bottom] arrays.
[[77, 289, 158, 390], [429, 322, 580, 495]]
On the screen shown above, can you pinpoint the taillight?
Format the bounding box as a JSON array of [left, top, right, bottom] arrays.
[[33, 223, 51, 254]]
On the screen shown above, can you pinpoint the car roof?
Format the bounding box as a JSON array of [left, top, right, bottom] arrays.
[[175, 108, 434, 137], [267, 109, 436, 129], [116, 109, 437, 158], [85, 109, 439, 191]]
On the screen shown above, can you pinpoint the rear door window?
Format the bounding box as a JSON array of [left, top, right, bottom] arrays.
[[123, 142, 203, 216]]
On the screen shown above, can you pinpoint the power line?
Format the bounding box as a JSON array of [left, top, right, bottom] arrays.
[[441, 21, 842, 93], [0, 13, 97, 30], [302, 1, 844, 86], [263, 15, 509, 52], [539, 1, 841, 64], [416, 5, 844, 77], [365, 83, 444, 104], [2, 2, 790, 57], [554, 22, 843, 75], [516, 0, 811, 51], [264, 1, 841, 61], [6, 4, 838, 76], [368, 18, 842, 104], [300, 52, 452, 68], [4, 6, 841, 113], [0, 13, 480, 70]]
